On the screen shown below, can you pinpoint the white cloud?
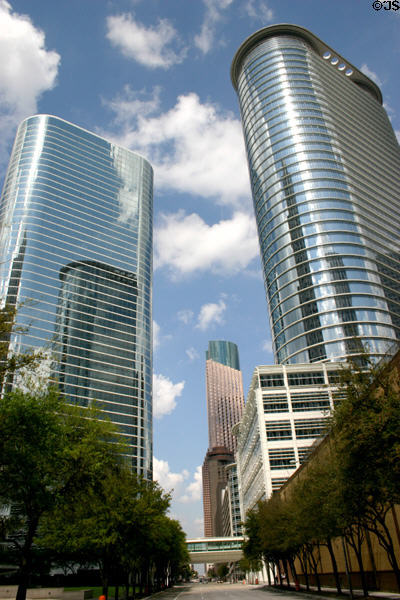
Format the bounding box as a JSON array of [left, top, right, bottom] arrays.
[[103, 90, 250, 207], [153, 457, 189, 491], [155, 211, 259, 276], [0, 0, 60, 163], [196, 298, 226, 331], [153, 461, 203, 529], [244, 0, 274, 22], [180, 465, 203, 503], [106, 13, 185, 69], [186, 347, 199, 361], [153, 373, 185, 418], [105, 85, 162, 125], [194, 0, 233, 54], [194, 517, 204, 533], [177, 309, 194, 324], [152, 320, 172, 350], [153, 320, 160, 350], [262, 339, 274, 353], [395, 130, 400, 144], [361, 63, 382, 87]]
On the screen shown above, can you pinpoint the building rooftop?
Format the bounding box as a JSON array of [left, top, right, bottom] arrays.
[[230, 23, 382, 104]]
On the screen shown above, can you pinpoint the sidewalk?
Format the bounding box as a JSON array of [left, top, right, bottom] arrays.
[[260, 583, 400, 600]]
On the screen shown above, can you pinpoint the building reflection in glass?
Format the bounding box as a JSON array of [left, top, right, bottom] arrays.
[[55, 260, 141, 441]]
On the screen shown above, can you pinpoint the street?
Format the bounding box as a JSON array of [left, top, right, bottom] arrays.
[[164, 584, 297, 600]]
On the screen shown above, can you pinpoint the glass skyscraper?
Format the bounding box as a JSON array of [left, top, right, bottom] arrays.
[[0, 115, 153, 478], [206, 339, 240, 372], [231, 24, 400, 365]]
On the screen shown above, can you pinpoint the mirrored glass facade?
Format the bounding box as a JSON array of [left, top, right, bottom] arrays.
[[0, 115, 153, 478], [206, 339, 240, 370], [232, 25, 400, 364]]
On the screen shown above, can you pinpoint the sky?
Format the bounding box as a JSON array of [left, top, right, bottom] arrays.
[[0, 0, 399, 539]]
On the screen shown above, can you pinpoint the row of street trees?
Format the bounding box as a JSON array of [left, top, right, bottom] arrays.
[[0, 307, 190, 600], [243, 355, 400, 595]]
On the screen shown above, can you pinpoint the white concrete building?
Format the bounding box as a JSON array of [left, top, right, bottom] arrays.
[[234, 362, 343, 518]]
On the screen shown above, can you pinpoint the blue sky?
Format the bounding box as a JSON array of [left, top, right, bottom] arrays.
[[0, 0, 399, 538]]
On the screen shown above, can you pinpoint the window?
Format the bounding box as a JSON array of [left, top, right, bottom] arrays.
[[268, 448, 296, 470], [298, 447, 312, 464], [263, 394, 289, 413], [290, 391, 330, 411], [327, 371, 341, 384], [294, 418, 327, 439], [260, 373, 284, 387], [287, 371, 325, 386], [271, 477, 288, 491], [332, 390, 346, 405], [266, 420, 292, 440]]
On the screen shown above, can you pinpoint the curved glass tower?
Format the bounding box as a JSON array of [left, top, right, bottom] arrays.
[[206, 339, 240, 371], [0, 115, 153, 478], [231, 24, 400, 364]]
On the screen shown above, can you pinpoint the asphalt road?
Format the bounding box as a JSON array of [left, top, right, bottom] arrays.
[[165, 583, 299, 600]]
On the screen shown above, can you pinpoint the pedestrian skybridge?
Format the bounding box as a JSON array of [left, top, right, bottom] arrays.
[[186, 537, 244, 563]]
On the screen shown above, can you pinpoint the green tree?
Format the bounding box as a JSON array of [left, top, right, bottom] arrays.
[[242, 510, 266, 581], [246, 495, 300, 587], [0, 304, 43, 386], [149, 516, 190, 588], [39, 466, 173, 598], [0, 388, 121, 600], [289, 454, 344, 593], [207, 566, 216, 579], [243, 355, 400, 594], [330, 356, 400, 591], [216, 563, 229, 580]]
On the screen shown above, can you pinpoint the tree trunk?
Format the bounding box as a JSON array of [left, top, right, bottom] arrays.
[[283, 559, 290, 587], [139, 570, 144, 596], [307, 546, 321, 592], [346, 528, 368, 597], [289, 558, 297, 582], [278, 563, 284, 586], [364, 530, 377, 590], [16, 516, 39, 600], [266, 561, 271, 586], [298, 550, 309, 591], [16, 565, 29, 600], [353, 547, 368, 597], [327, 537, 342, 594], [368, 511, 400, 592], [102, 583, 108, 600], [341, 537, 354, 600]]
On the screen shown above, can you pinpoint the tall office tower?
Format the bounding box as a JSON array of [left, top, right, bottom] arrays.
[[231, 24, 400, 365], [0, 115, 153, 478], [202, 446, 234, 538], [202, 340, 244, 536], [206, 340, 244, 452]]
